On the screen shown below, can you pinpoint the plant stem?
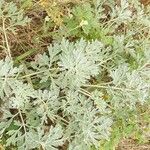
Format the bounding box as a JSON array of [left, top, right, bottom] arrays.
[[18, 109, 27, 136], [2, 17, 11, 59], [82, 84, 134, 92], [20, 68, 59, 79]]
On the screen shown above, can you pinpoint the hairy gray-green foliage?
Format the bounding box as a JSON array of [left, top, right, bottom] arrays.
[[0, 0, 30, 33], [0, 0, 150, 150], [0, 37, 150, 149], [0, 0, 30, 57], [0, 39, 113, 150]]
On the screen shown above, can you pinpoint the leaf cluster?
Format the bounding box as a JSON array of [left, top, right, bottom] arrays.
[[0, 0, 150, 150]]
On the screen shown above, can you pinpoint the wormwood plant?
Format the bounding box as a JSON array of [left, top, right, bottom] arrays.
[[0, 0, 30, 58], [0, 38, 150, 150], [0, 0, 150, 150]]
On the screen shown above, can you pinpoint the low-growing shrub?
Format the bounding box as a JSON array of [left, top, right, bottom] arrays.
[[0, 0, 150, 150]]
